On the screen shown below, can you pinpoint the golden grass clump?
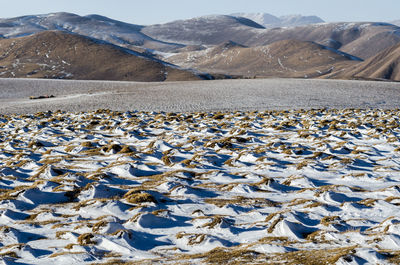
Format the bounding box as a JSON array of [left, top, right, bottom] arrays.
[[77, 233, 96, 246], [201, 216, 226, 229], [267, 215, 284, 233], [81, 141, 94, 148], [92, 220, 108, 233], [320, 216, 339, 226], [49, 251, 85, 258], [176, 232, 207, 245], [204, 196, 276, 208], [179, 247, 264, 265], [123, 190, 157, 204], [268, 246, 357, 265]]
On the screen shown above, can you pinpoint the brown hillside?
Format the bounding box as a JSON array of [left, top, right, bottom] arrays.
[[245, 23, 400, 60], [0, 31, 200, 81], [144, 20, 400, 60], [332, 42, 400, 81], [166, 39, 361, 78]]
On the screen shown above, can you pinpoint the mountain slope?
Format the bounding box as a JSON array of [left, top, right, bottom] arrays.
[[231, 13, 324, 28], [0, 31, 201, 81], [141, 15, 265, 46], [0, 12, 183, 52], [391, 20, 400, 26], [244, 22, 400, 59], [332, 42, 400, 81], [1, 13, 399, 61], [279, 14, 325, 27], [145, 18, 400, 59], [166, 39, 361, 78]]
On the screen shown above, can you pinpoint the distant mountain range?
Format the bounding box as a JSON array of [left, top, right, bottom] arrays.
[[144, 18, 400, 60], [230, 13, 324, 28], [0, 12, 399, 82], [391, 20, 400, 26], [0, 12, 183, 52]]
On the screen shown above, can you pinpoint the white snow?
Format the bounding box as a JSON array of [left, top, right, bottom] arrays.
[[0, 109, 399, 263]]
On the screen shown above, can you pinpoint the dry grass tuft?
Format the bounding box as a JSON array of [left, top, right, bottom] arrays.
[[180, 247, 264, 264], [77, 233, 96, 246], [123, 190, 157, 204], [268, 246, 357, 265], [320, 216, 340, 226]]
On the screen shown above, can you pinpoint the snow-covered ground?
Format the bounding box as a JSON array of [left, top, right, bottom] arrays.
[[1, 78, 400, 114], [0, 109, 400, 264]]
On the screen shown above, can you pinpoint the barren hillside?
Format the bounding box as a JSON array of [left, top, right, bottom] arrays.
[[146, 19, 400, 59], [245, 22, 400, 59], [166, 39, 361, 78], [331, 42, 400, 81], [0, 31, 201, 81]]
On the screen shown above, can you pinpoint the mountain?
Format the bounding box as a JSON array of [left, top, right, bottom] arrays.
[[231, 13, 324, 28], [0, 12, 399, 82], [1, 13, 399, 61], [141, 15, 265, 46], [230, 13, 281, 27], [279, 15, 325, 27], [143, 17, 400, 59], [391, 20, 400, 26], [332, 42, 400, 81], [0, 12, 183, 52], [0, 31, 201, 81], [243, 22, 400, 59], [165, 39, 361, 78]]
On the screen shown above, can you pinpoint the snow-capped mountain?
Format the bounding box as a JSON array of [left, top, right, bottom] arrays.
[[142, 15, 265, 46], [391, 20, 400, 26], [0, 12, 184, 52], [231, 12, 324, 28], [0, 12, 400, 81]]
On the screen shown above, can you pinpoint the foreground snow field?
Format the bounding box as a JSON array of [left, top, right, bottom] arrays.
[[0, 109, 400, 264]]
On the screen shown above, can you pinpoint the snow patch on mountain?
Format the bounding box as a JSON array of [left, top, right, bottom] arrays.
[[232, 12, 324, 28]]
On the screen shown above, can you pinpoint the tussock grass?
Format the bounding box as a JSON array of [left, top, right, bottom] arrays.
[[123, 190, 156, 204], [77, 233, 96, 245], [268, 246, 357, 265], [179, 247, 265, 264]]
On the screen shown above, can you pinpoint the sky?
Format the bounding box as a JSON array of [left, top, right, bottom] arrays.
[[1, 0, 399, 25]]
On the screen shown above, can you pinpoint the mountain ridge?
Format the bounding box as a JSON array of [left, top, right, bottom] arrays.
[[0, 12, 184, 52], [143, 18, 400, 59], [231, 13, 324, 28], [166, 39, 361, 78], [331, 42, 400, 81], [0, 12, 399, 82], [141, 15, 265, 46]]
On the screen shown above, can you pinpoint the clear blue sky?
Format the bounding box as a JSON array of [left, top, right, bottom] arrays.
[[1, 0, 399, 25]]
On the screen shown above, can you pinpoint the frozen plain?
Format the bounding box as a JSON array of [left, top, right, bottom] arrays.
[[0, 78, 399, 114], [0, 78, 400, 264]]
